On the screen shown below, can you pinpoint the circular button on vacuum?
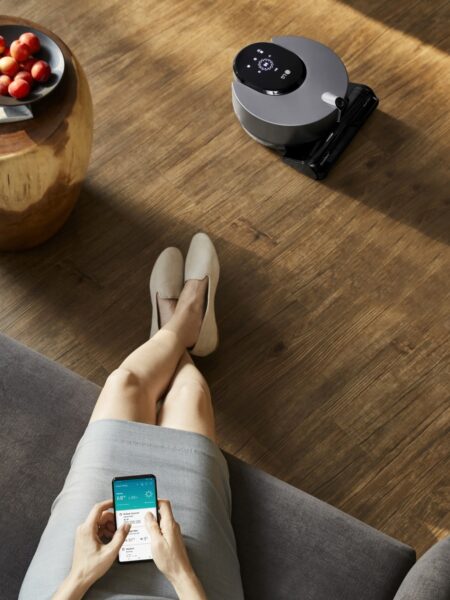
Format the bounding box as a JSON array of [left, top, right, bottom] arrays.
[[233, 41, 306, 95], [258, 58, 274, 71]]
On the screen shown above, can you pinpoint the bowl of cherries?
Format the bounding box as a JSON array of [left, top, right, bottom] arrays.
[[0, 24, 65, 106]]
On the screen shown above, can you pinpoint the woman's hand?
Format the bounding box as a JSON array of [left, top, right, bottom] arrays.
[[145, 500, 207, 600], [53, 499, 130, 600], [70, 499, 130, 585]]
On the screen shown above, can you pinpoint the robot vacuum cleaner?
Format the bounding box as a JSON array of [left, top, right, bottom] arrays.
[[232, 36, 378, 179]]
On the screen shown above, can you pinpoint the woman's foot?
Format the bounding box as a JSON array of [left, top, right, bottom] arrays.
[[161, 277, 208, 349], [183, 232, 220, 356], [156, 296, 177, 328], [150, 247, 184, 338], [153, 232, 218, 355]]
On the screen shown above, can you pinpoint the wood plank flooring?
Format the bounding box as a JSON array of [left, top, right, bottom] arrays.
[[1, 0, 449, 557]]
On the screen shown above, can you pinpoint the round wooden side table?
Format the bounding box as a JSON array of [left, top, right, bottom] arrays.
[[0, 16, 93, 251]]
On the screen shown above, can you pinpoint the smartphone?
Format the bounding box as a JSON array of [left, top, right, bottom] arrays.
[[112, 474, 158, 563]]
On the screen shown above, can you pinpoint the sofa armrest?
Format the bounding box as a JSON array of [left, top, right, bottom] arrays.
[[226, 453, 416, 600], [394, 537, 450, 600]]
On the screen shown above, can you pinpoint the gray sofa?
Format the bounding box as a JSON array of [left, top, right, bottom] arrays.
[[1, 332, 449, 600]]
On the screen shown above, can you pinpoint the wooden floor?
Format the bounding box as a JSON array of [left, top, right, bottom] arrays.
[[1, 0, 449, 557]]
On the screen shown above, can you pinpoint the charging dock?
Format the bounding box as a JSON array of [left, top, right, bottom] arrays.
[[281, 83, 379, 180]]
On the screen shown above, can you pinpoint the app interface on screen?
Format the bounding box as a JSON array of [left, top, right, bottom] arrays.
[[113, 476, 157, 562]]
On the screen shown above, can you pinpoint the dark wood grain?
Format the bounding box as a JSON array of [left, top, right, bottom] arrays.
[[0, 0, 448, 556]]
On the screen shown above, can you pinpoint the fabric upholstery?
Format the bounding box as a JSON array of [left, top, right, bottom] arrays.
[[393, 537, 450, 600], [0, 333, 96, 600], [1, 333, 417, 600], [227, 453, 416, 600]]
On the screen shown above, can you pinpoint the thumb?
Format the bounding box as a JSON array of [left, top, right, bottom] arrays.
[[145, 511, 162, 540], [108, 522, 131, 554]]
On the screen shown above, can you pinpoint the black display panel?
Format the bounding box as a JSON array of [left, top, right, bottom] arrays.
[[233, 42, 306, 95]]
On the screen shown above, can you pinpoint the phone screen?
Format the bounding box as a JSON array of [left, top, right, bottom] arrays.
[[112, 474, 157, 563]]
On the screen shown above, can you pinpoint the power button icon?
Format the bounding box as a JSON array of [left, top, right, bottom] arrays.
[[258, 58, 274, 71]]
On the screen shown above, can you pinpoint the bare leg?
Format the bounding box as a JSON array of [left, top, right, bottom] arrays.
[[90, 278, 208, 425], [157, 350, 216, 442], [156, 292, 216, 441]]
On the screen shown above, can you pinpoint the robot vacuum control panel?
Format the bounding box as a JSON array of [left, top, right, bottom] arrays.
[[233, 42, 306, 95]]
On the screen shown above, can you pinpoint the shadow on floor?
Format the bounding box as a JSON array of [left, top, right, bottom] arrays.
[[337, 0, 450, 54], [0, 179, 284, 406], [323, 111, 450, 245]]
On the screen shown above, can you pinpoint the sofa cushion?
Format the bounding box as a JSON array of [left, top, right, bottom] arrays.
[[393, 537, 450, 600], [0, 333, 416, 600]]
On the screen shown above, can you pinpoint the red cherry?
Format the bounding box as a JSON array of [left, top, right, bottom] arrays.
[[15, 70, 33, 86], [31, 59, 51, 82], [0, 36, 5, 54], [8, 77, 30, 99], [19, 32, 40, 54], [10, 40, 31, 62], [0, 56, 19, 78]]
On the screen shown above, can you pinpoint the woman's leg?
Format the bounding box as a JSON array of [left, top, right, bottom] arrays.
[[157, 350, 216, 442], [90, 278, 208, 425], [148, 287, 216, 442]]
